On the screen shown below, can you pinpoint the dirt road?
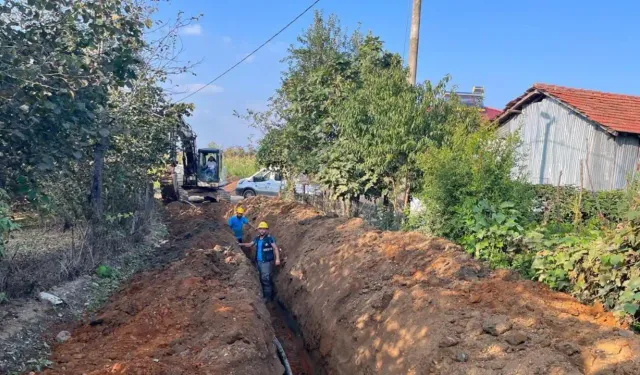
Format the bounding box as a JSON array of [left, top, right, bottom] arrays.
[[42, 198, 640, 374]]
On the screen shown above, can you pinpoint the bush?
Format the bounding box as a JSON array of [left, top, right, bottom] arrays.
[[457, 200, 534, 275], [527, 191, 640, 327], [414, 124, 532, 238], [411, 121, 640, 326], [532, 224, 640, 326], [533, 185, 627, 224], [96, 264, 115, 279]]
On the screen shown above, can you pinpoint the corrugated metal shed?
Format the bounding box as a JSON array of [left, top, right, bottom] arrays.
[[499, 97, 639, 191]]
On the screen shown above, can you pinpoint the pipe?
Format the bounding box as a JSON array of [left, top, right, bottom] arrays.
[[273, 337, 293, 375]]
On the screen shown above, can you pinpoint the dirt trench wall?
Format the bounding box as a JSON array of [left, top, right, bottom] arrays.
[[44, 203, 284, 375], [241, 197, 640, 375]]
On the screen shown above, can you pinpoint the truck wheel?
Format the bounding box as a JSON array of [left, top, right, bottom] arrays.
[[243, 189, 256, 198]]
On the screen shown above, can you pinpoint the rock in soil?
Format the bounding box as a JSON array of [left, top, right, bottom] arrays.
[[454, 352, 468, 362], [482, 314, 513, 336], [439, 335, 460, 347], [55, 331, 71, 343], [504, 331, 528, 346], [555, 341, 582, 356], [38, 292, 64, 306]]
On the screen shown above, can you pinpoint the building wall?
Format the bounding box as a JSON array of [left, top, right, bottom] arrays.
[[498, 97, 640, 191]]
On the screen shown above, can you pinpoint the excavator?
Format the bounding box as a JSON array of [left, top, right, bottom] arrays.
[[160, 117, 231, 203]]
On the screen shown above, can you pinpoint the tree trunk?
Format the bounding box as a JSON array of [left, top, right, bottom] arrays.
[[403, 168, 412, 210], [144, 181, 154, 216], [89, 137, 109, 223], [383, 194, 390, 208], [403, 178, 411, 210], [352, 195, 361, 217]]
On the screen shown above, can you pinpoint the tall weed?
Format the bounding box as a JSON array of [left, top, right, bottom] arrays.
[[224, 154, 258, 179]]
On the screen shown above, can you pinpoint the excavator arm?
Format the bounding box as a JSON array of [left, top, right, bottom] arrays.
[[162, 116, 197, 202]]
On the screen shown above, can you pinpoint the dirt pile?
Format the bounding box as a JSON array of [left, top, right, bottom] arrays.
[[241, 197, 640, 375], [43, 202, 284, 375], [224, 178, 240, 194]]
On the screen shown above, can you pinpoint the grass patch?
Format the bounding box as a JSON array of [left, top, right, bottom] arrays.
[[224, 154, 258, 179]]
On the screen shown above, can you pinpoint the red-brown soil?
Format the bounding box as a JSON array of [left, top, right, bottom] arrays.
[[241, 197, 640, 375], [224, 177, 239, 194], [42, 202, 285, 375], [39, 196, 640, 375]]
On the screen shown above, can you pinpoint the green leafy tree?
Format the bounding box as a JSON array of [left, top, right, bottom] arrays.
[[0, 0, 197, 233], [238, 12, 359, 181]]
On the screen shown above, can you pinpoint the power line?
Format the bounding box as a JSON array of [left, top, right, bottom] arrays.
[[175, 0, 321, 103]]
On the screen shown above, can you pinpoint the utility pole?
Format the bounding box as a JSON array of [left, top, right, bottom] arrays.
[[407, 0, 422, 85], [404, 0, 423, 210]]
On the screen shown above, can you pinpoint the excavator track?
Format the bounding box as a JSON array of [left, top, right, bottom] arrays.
[[160, 165, 231, 204]]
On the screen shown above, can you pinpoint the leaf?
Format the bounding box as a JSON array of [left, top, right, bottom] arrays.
[[610, 254, 624, 267], [144, 18, 153, 28], [623, 303, 639, 316], [627, 277, 640, 290], [626, 210, 640, 221], [98, 129, 110, 138], [500, 201, 515, 209]]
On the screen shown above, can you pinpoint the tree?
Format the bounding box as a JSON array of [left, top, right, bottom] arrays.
[[0, 0, 197, 229], [238, 11, 482, 213], [238, 11, 359, 181]]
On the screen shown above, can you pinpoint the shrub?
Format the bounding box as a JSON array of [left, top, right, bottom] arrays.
[[532, 192, 640, 327], [414, 124, 532, 238], [532, 185, 627, 224], [457, 200, 533, 275], [96, 264, 115, 279]]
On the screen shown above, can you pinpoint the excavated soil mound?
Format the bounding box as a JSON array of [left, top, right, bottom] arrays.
[[224, 178, 240, 194], [43, 202, 284, 375], [241, 197, 640, 375]]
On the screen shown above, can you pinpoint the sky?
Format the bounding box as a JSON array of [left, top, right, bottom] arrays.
[[154, 0, 640, 149]]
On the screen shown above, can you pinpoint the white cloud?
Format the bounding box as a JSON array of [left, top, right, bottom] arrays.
[[178, 83, 223, 95], [244, 54, 256, 64], [181, 24, 202, 36], [222, 36, 232, 44]]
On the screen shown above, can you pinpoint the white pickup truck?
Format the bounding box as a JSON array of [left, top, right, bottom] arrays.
[[234, 169, 320, 198]]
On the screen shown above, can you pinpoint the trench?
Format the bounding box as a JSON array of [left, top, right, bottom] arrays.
[[238, 245, 324, 375], [268, 300, 324, 375]]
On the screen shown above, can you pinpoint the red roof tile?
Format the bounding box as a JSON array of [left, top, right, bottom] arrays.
[[483, 107, 502, 121], [498, 84, 640, 134]]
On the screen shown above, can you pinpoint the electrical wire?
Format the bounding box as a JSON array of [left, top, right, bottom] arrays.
[[175, 0, 321, 103]]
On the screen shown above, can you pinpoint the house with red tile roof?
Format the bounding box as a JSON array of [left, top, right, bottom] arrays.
[[496, 84, 640, 191]]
